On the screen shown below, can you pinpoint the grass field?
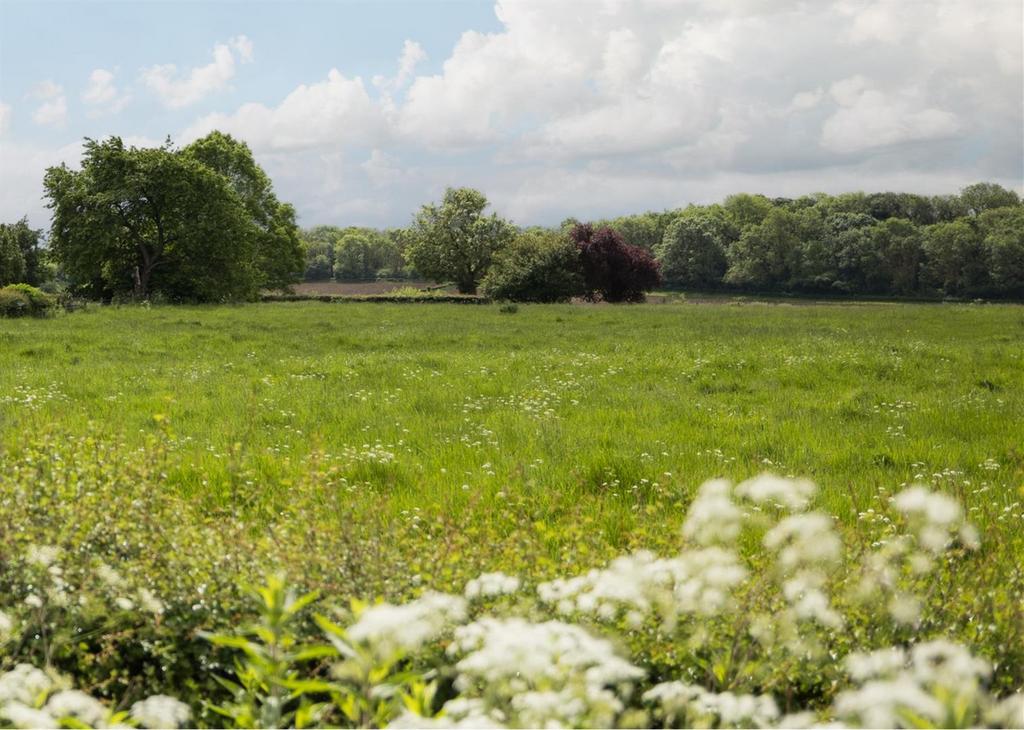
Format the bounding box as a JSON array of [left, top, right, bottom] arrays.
[[1, 300, 1023, 719]]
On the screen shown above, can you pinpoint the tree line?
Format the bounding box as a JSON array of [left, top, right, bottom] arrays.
[[0, 131, 1020, 303]]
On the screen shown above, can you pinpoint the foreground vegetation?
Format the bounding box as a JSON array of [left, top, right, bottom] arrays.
[[1, 301, 1023, 726]]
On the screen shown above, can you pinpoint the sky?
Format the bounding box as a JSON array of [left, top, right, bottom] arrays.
[[0, 0, 1021, 230]]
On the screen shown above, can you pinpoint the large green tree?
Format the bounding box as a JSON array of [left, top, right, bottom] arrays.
[[405, 187, 514, 294], [44, 135, 301, 301], [0, 218, 48, 287], [182, 132, 303, 291]]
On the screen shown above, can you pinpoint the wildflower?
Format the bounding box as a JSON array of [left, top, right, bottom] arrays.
[[681, 479, 743, 545], [45, 690, 106, 727], [1, 701, 58, 729], [130, 694, 192, 728], [25, 545, 59, 568], [764, 513, 842, 570], [644, 681, 779, 727], [0, 610, 12, 640], [735, 473, 816, 510], [0, 664, 54, 705], [834, 675, 944, 727], [347, 592, 467, 656], [846, 648, 907, 681], [450, 617, 642, 690], [138, 588, 165, 615], [464, 572, 520, 600]]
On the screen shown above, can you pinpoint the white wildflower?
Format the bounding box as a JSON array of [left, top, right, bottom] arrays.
[[0, 663, 54, 704], [45, 690, 106, 727], [887, 594, 921, 625], [846, 647, 907, 681], [25, 545, 59, 568], [450, 617, 642, 690], [782, 577, 843, 628], [764, 513, 842, 570], [138, 588, 165, 615], [682, 479, 743, 545], [644, 681, 779, 727], [1, 701, 59, 729], [115, 597, 135, 611], [0, 610, 13, 639], [910, 640, 991, 686], [24, 595, 43, 609], [735, 473, 816, 510], [130, 694, 192, 728], [986, 693, 1024, 729], [894, 486, 975, 554], [464, 572, 521, 600], [388, 710, 504, 728], [347, 592, 467, 656], [95, 564, 125, 588], [538, 548, 746, 621], [834, 675, 944, 727]]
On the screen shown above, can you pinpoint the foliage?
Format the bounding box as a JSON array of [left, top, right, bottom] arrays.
[[655, 208, 733, 288], [0, 218, 50, 288], [405, 188, 515, 294], [480, 229, 583, 302], [570, 224, 661, 302], [182, 132, 305, 293], [43, 134, 301, 302], [0, 284, 55, 317], [3, 476, 1022, 727]]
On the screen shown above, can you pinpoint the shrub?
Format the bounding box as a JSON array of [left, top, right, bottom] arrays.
[[570, 224, 661, 303], [480, 229, 583, 302], [0, 284, 55, 317], [4, 475, 1020, 728]]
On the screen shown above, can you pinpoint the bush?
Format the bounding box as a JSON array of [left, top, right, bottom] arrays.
[[570, 224, 661, 303], [480, 229, 583, 302], [0, 284, 56, 317], [3, 475, 1021, 728]]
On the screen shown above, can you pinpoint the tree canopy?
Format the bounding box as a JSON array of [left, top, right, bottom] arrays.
[[405, 187, 515, 294], [43, 134, 302, 302]]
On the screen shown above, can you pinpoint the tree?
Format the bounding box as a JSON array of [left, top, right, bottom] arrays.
[[922, 220, 989, 295], [44, 135, 302, 301], [182, 132, 304, 291], [0, 218, 49, 287], [655, 210, 730, 288], [723, 193, 774, 231], [0, 226, 26, 286], [958, 182, 1020, 216], [570, 224, 661, 303], [724, 208, 812, 290], [480, 228, 583, 302], [978, 206, 1024, 294], [405, 188, 514, 294]]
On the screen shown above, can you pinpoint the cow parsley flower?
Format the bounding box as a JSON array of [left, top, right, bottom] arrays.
[[0, 664, 54, 705], [735, 473, 816, 511], [130, 694, 192, 728], [764, 513, 842, 570], [682, 479, 743, 545], [464, 572, 521, 600], [644, 681, 779, 727], [347, 592, 467, 656], [44, 690, 106, 727]]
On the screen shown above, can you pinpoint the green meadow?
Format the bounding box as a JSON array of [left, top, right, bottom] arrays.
[[1, 300, 1023, 708]]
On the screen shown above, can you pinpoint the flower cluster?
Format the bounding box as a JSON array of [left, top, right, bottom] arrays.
[[347, 591, 468, 657]]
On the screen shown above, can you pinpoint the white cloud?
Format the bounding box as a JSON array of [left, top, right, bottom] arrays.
[[182, 68, 382, 151], [82, 69, 131, 115], [0, 102, 10, 136], [30, 80, 63, 100], [141, 35, 253, 109], [32, 97, 67, 127], [821, 76, 961, 154], [361, 149, 403, 187], [373, 40, 427, 94]]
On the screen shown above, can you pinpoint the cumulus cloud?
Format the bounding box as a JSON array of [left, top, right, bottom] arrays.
[[821, 76, 960, 154], [3, 0, 1022, 229], [82, 69, 131, 115], [0, 102, 10, 136], [141, 35, 253, 109], [373, 40, 427, 94], [27, 80, 67, 127], [181, 68, 382, 150]]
